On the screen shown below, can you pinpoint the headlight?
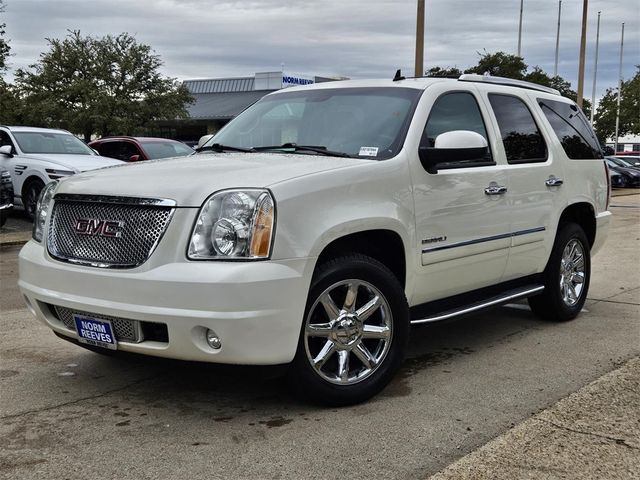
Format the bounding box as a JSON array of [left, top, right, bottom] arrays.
[[0, 170, 11, 183], [32, 181, 58, 243], [188, 189, 275, 260]]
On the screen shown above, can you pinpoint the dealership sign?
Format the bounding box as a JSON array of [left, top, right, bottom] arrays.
[[282, 73, 315, 88]]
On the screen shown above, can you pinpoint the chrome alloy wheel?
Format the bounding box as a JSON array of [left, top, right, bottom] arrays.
[[304, 279, 393, 385], [559, 239, 586, 307]]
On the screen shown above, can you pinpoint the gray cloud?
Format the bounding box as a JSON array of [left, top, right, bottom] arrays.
[[3, 0, 638, 102]]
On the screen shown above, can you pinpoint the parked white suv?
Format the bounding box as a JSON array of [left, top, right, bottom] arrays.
[[19, 75, 611, 405], [0, 126, 122, 219]]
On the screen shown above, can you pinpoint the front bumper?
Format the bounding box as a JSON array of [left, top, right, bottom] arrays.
[[19, 240, 315, 365]]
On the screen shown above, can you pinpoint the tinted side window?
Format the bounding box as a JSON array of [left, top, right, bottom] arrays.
[[95, 142, 119, 159], [538, 98, 602, 159], [422, 92, 492, 166], [488, 94, 547, 163]]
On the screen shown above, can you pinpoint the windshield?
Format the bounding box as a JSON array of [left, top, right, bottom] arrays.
[[140, 140, 193, 159], [208, 87, 422, 159], [13, 132, 95, 155]]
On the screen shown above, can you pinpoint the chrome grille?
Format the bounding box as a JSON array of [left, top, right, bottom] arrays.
[[47, 195, 174, 268], [52, 305, 142, 343]]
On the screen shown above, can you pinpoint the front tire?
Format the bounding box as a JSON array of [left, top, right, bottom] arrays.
[[23, 179, 44, 221], [288, 254, 409, 406], [528, 222, 591, 322]]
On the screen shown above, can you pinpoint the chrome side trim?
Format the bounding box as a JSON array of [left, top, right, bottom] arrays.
[[422, 227, 546, 254], [0, 203, 13, 210], [410, 286, 544, 325], [54, 194, 177, 207]]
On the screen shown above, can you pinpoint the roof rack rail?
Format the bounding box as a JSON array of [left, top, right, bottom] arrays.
[[458, 74, 561, 96]]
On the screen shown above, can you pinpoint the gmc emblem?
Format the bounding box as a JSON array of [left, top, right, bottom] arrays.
[[74, 218, 124, 238]]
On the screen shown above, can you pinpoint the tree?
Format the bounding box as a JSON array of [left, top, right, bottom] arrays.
[[464, 51, 527, 79], [0, 0, 9, 74], [425, 66, 462, 77], [427, 51, 591, 117], [15, 31, 193, 141], [594, 66, 640, 142], [0, 0, 21, 124]]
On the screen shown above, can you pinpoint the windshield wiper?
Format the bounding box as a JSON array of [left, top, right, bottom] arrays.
[[252, 143, 352, 158], [196, 143, 256, 153]]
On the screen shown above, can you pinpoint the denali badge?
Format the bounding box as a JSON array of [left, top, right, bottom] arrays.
[[74, 218, 124, 238]]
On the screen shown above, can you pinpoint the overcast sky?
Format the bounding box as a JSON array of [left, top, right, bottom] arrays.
[[3, 0, 638, 101]]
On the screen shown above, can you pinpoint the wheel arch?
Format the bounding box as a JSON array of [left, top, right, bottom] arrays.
[[315, 229, 407, 288], [558, 202, 596, 247]]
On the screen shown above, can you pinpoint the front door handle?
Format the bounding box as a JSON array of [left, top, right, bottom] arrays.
[[484, 183, 508, 195], [545, 176, 564, 187]]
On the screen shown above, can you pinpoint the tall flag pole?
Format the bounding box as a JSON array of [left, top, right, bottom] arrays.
[[517, 0, 524, 56], [614, 23, 625, 153], [590, 11, 601, 126], [554, 1, 562, 77]]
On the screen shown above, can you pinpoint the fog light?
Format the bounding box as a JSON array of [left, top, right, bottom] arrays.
[[206, 329, 222, 349]]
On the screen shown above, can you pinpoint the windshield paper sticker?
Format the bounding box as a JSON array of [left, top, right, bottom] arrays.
[[359, 147, 379, 157]]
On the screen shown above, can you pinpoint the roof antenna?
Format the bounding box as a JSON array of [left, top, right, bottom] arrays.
[[393, 69, 405, 81]]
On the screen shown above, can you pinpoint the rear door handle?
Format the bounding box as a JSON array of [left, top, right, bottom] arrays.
[[484, 183, 508, 195], [545, 176, 564, 187]]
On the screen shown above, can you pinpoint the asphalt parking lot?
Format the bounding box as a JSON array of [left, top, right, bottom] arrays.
[[1, 194, 639, 480]]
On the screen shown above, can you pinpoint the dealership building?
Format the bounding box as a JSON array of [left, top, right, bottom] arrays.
[[155, 71, 344, 143]]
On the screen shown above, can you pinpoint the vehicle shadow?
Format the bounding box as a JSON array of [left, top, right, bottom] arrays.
[[89, 302, 547, 410]]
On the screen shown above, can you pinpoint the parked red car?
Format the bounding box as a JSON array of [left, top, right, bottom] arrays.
[[89, 137, 194, 162]]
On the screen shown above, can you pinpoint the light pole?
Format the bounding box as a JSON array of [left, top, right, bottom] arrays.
[[576, 0, 588, 109], [614, 23, 625, 153], [415, 0, 425, 77], [554, 1, 562, 77], [517, 0, 523, 57], [590, 11, 601, 126]]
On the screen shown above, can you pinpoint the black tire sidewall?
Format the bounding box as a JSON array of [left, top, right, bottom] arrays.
[[537, 222, 591, 321], [24, 179, 44, 221], [289, 255, 409, 406]]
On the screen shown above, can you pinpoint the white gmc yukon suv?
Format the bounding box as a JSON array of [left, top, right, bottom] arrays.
[[19, 74, 611, 405]]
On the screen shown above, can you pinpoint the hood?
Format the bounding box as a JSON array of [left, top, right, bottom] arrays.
[[55, 152, 368, 206], [24, 153, 123, 171]]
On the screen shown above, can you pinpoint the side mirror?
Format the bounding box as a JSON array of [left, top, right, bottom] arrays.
[[129, 154, 141, 162], [0, 145, 13, 157], [419, 130, 488, 174], [197, 134, 214, 149]]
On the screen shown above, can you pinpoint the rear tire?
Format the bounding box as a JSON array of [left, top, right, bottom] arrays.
[[288, 254, 409, 406], [528, 222, 591, 322]]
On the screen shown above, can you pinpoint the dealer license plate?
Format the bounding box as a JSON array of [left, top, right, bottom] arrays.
[[74, 314, 117, 350]]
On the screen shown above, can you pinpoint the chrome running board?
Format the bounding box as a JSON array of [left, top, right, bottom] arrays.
[[410, 285, 544, 325]]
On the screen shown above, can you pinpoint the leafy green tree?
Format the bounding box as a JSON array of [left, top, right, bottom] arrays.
[[0, 0, 9, 74], [15, 30, 193, 141], [0, 0, 22, 124], [594, 66, 640, 142], [425, 66, 462, 77], [428, 51, 591, 117], [464, 51, 527, 79]]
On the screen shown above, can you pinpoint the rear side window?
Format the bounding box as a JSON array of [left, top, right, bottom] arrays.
[[537, 98, 602, 159], [422, 92, 493, 167], [488, 94, 547, 163]]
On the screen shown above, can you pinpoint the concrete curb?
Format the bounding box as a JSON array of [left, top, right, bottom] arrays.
[[428, 357, 640, 479], [0, 231, 32, 248]]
